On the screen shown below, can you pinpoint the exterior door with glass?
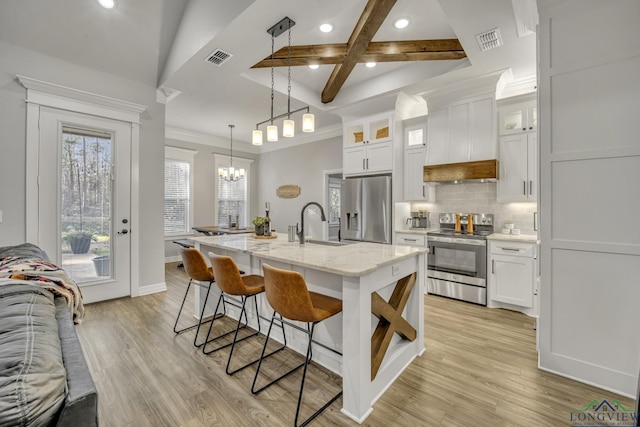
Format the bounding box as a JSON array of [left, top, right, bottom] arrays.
[[38, 107, 131, 303]]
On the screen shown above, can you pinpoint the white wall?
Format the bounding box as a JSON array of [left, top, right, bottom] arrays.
[[256, 137, 342, 239], [538, 0, 640, 397], [0, 40, 165, 293]]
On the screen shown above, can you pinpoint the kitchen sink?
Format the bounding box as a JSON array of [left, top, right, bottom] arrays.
[[306, 239, 355, 247]]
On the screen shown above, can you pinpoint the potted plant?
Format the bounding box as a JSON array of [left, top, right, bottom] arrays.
[[252, 216, 265, 236], [63, 231, 95, 254]]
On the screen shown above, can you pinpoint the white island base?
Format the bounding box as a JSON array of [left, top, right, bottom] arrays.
[[191, 234, 426, 423]]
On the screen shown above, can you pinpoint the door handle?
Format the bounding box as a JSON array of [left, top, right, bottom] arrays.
[[118, 229, 129, 235]]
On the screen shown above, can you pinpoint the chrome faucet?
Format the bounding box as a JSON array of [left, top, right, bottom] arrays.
[[298, 202, 327, 244]]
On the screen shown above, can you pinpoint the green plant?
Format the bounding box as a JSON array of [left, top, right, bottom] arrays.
[[252, 216, 265, 226]]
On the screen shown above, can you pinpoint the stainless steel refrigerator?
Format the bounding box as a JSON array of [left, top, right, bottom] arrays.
[[340, 175, 392, 244]]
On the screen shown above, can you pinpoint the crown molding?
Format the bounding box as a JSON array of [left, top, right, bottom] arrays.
[[17, 75, 147, 123]]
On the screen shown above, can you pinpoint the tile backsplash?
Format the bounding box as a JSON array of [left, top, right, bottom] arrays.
[[411, 182, 538, 235]]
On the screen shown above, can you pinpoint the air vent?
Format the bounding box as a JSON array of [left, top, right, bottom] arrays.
[[205, 49, 233, 66], [476, 28, 503, 52]]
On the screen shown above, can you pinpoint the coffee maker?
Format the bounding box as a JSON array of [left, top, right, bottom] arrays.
[[407, 210, 430, 229]]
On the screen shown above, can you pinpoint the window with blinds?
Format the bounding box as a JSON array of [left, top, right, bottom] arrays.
[[217, 177, 247, 228], [214, 155, 251, 228], [164, 146, 196, 236]]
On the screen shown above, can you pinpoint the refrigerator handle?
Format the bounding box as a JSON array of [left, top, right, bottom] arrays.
[[346, 212, 351, 230]]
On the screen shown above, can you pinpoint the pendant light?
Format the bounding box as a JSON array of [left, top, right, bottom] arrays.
[[218, 125, 245, 182], [253, 17, 315, 145]]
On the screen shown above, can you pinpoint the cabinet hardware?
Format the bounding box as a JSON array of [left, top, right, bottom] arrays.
[[523, 181, 526, 195], [533, 212, 538, 231], [422, 186, 425, 198], [404, 238, 418, 242], [366, 158, 369, 169], [362, 159, 365, 170], [501, 247, 521, 252], [492, 259, 495, 274], [529, 126, 533, 130], [529, 180, 533, 195], [522, 127, 526, 131]]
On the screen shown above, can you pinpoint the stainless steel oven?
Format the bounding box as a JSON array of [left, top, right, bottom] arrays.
[[427, 236, 487, 305], [426, 213, 493, 306]]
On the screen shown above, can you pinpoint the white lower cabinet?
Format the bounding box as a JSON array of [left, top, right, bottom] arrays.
[[395, 233, 426, 247], [396, 232, 428, 294], [488, 240, 538, 316]]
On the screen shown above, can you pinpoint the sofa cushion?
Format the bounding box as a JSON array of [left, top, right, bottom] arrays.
[[0, 283, 66, 426]]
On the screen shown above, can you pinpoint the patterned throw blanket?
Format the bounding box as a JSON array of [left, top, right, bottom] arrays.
[[0, 256, 85, 323]]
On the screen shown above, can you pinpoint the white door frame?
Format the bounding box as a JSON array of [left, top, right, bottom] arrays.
[[322, 168, 343, 240], [19, 76, 146, 298]]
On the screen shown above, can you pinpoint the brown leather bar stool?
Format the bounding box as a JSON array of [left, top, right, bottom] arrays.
[[204, 253, 286, 375], [174, 248, 222, 348], [252, 263, 343, 427]]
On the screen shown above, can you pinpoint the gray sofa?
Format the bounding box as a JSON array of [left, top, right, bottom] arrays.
[[0, 243, 98, 426]]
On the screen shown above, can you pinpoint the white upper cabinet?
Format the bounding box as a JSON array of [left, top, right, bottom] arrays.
[[426, 95, 496, 165], [343, 112, 394, 176], [343, 112, 393, 147], [403, 118, 435, 201], [404, 120, 426, 149], [497, 132, 537, 202], [498, 97, 537, 135]]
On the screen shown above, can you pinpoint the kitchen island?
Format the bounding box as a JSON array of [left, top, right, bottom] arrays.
[[189, 234, 427, 423]]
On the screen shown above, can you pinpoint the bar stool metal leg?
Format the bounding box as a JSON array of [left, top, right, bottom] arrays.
[[294, 323, 342, 427], [201, 292, 247, 353], [225, 296, 287, 375], [251, 314, 342, 427], [173, 279, 215, 337]]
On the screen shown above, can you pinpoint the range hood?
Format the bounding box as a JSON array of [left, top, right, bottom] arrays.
[[423, 159, 499, 183]]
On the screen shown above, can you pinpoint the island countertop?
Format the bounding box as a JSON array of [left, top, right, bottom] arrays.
[[189, 234, 427, 277]]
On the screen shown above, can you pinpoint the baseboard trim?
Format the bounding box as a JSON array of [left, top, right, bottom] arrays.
[[135, 282, 167, 297]]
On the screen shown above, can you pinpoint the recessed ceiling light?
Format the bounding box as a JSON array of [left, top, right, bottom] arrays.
[[308, 64, 320, 70], [365, 62, 376, 68], [319, 23, 333, 33], [394, 18, 410, 29], [98, 0, 115, 9]]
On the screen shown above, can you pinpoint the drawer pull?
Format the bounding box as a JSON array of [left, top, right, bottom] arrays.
[[404, 238, 418, 242], [501, 247, 522, 252]]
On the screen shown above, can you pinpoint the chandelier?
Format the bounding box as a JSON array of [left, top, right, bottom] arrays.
[[252, 17, 314, 146], [218, 124, 245, 182]]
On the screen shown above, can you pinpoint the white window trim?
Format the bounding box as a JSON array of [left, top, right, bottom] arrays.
[[165, 146, 197, 237], [213, 154, 253, 226]]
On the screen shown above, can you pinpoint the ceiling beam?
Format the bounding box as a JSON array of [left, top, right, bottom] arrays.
[[322, 0, 398, 104], [250, 39, 466, 68]]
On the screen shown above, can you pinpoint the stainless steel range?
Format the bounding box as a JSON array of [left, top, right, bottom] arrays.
[[427, 213, 494, 305]]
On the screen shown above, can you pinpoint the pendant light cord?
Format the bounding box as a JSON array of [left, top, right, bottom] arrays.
[[229, 124, 234, 168], [287, 25, 292, 119], [270, 34, 275, 124]]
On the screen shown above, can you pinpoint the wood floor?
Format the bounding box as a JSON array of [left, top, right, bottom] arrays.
[[75, 262, 635, 426]]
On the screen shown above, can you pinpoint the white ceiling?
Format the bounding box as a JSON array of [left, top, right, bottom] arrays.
[[0, 0, 536, 149]]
